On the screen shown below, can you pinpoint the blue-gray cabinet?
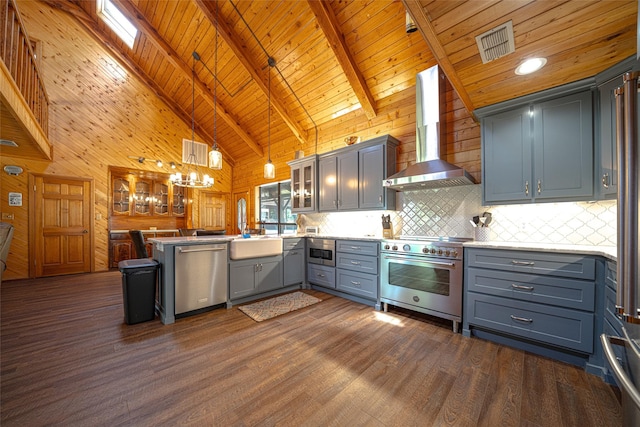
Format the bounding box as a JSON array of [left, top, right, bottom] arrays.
[[307, 263, 335, 289], [482, 106, 531, 203], [283, 238, 305, 286], [359, 144, 395, 210], [335, 240, 379, 301], [319, 150, 358, 211], [318, 135, 397, 211], [594, 56, 640, 200], [288, 155, 317, 213], [481, 89, 593, 205], [597, 77, 621, 200], [229, 255, 283, 300], [602, 260, 626, 379], [464, 248, 596, 354]]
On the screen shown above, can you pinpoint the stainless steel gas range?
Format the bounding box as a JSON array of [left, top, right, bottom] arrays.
[[380, 236, 471, 332]]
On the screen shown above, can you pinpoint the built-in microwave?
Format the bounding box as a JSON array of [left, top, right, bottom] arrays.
[[307, 238, 335, 267]]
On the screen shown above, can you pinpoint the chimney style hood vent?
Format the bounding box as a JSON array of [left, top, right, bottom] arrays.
[[383, 65, 476, 191]]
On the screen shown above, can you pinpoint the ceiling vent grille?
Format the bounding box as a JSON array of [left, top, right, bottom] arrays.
[[475, 21, 515, 64], [182, 138, 208, 166]]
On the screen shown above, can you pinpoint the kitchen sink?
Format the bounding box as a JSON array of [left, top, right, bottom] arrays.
[[229, 236, 283, 260]]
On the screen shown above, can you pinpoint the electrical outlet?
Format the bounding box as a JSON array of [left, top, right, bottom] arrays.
[[519, 221, 527, 231], [1, 212, 14, 220]]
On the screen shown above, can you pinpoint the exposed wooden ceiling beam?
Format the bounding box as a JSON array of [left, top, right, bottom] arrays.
[[113, 0, 262, 159], [193, 0, 309, 146], [403, 0, 475, 115], [306, 0, 377, 120]]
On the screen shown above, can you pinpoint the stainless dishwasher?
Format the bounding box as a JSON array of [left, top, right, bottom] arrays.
[[174, 244, 228, 316]]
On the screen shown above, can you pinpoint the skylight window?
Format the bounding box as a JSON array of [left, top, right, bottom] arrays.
[[97, 0, 137, 49]]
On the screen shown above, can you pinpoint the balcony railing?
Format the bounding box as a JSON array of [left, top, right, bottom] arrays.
[[1, 0, 49, 137]]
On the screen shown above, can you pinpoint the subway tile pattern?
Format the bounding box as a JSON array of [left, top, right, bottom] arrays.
[[299, 184, 617, 246]]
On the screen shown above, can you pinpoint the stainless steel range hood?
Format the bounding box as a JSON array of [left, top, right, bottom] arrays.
[[383, 65, 476, 191]]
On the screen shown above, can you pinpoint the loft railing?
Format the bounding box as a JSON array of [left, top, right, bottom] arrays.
[[0, 0, 49, 137]]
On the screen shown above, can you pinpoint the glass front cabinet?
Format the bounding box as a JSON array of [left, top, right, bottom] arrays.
[[110, 172, 184, 217], [288, 155, 317, 213]]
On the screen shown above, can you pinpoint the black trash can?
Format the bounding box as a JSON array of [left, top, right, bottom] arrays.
[[118, 259, 159, 325]]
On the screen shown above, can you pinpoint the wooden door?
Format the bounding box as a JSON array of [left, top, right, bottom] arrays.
[[31, 175, 93, 277], [199, 192, 228, 231]]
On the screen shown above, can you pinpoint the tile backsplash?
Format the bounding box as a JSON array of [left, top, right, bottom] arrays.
[[299, 185, 616, 247]]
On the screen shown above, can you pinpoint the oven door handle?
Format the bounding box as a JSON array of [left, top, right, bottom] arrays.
[[382, 255, 455, 268]]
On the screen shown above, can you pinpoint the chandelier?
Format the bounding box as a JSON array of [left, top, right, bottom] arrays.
[[170, 57, 214, 188]]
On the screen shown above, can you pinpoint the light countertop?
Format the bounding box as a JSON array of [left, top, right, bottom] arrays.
[[464, 241, 616, 261], [144, 233, 617, 261]]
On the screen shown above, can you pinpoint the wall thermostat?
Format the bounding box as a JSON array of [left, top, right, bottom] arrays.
[[3, 165, 23, 176]]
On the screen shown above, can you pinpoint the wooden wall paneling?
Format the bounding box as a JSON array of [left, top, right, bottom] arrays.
[[0, 1, 231, 279]]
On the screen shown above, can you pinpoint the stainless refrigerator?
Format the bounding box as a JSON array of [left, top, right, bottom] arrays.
[[601, 71, 640, 425]]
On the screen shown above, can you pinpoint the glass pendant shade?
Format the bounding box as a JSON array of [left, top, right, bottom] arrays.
[[209, 146, 222, 170], [264, 161, 275, 179]]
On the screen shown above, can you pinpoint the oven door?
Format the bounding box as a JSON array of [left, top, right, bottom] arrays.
[[380, 252, 463, 318]]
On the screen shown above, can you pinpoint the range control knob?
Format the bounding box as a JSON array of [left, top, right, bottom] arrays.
[[403, 244, 411, 252], [445, 250, 451, 256], [451, 250, 458, 257], [437, 249, 443, 255], [392, 245, 398, 251], [430, 248, 436, 254], [422, 247, 429, 254], [384, 244, 390, 250]]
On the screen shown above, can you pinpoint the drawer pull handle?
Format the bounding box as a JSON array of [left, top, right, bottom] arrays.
[[350, 281, 361, 287], [511, 260, 535, 266], [511, 284, 534, 291], [350, 246, 362, 250], [350, 261, 361, 265], [317, 273, 325, 278], [510, 315, 533, 323]]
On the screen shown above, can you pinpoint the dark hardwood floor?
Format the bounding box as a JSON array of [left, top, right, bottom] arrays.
[[1, 272, 622, 426]]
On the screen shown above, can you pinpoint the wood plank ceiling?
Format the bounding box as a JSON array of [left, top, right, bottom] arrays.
[[6, 0, 638, 165]]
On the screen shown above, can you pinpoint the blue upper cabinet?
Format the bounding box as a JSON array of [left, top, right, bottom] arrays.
[[318, 135, 398, 212], [482, 106, 532, 203], [480, 84, 594, 205], [594, 56, 640, 200], [533, 91, 593, 201]]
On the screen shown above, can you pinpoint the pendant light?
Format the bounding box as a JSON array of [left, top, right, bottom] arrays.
[[208, 1, 223, 170], [264, 58, 276, 179], [170, 57, 214, 188]]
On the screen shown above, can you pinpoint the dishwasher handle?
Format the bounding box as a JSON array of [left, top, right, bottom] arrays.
[[178, 247, 226, 254]]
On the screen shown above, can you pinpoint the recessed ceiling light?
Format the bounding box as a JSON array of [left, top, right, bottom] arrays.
[[515, 57, 547, 75]]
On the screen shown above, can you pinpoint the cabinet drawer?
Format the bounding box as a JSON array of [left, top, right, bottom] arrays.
[[605, 260, 617, 291], [466, 267, 595, 311], [283, 238, 304, 251], [336, 240, 379, 256], [465, 248, 595, 280], [604, 284, 624, 331], [466, 293, 594, 353], [336, 252, 378, 274], [307, 264, 336, 289], [336, 269, 377, 300]]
